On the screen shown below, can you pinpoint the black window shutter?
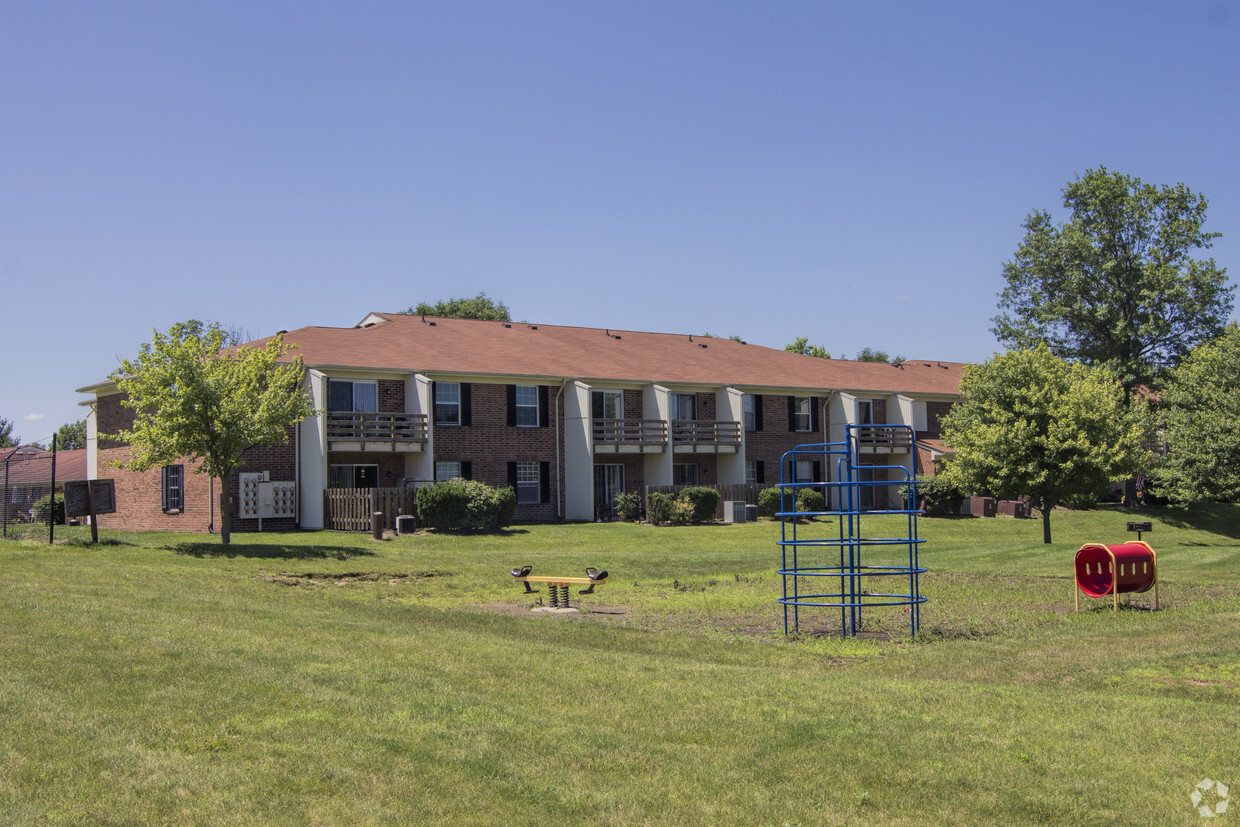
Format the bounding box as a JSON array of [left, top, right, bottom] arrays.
[[461, 383, 472, 426], [812, 461, 822, 482], [540, 461, 551, 504], [811, 397, 820, 433], [507, 462, 517, 488], [461, 461, 472, 480], [787, 396, 795, 431], [506, 385, 517, 426], [160, 466, 168, 511], [754, 395, 763, 431], [539, 386, 550, 427], [757, 460, 765, 484]]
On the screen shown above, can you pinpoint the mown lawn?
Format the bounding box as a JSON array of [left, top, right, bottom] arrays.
[[1, 505, 1238, 825]]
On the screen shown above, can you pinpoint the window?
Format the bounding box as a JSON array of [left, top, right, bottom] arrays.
[[328, 380, 377, 412], [435, 461, 462, 482], [673, 463, 699, 486], [793, 396, 812, 432], [745, 460, 757, 485], [515, 461, 540, 504], [858, 400, 874, 425], [434, 382, 460, 425], [161, 465, 183, 512], [795, 460, 817, 483], [670, 393, 696, 421], [514, 385, 539, 427], [743, 394, 757, 431], [592, 390, 623, 420], [329, 464, 378, 489]]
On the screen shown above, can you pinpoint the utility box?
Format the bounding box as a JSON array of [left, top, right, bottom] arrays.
[[396, 514, 417, 535], [259, 481, 296, 519], [722, 500, 747, 524]]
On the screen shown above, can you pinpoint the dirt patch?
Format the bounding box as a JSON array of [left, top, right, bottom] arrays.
[[257, 569, 451, 587], [480, 601, 629, 619]]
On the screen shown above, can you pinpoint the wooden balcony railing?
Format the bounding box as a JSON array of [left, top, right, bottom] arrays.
[[593, 419, 668, 447], [327, 412, 428, 443], [854, 425, 913, 450], [672, 419, 742, 447]]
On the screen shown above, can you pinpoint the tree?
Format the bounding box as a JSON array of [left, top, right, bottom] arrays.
[[939, 346, 1145, 544], [0, 417, 17, 448], [109, 321, 316, 544], [406, 292, 511, 321], [855, 347, 906, 365], [55, 420, 87, 451], [785, 337, 830, 359], [992, 167, 1233, 403], [1148, 325, 1240, 502]]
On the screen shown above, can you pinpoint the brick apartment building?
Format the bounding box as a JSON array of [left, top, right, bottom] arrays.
[[77, 313, 963, 532]]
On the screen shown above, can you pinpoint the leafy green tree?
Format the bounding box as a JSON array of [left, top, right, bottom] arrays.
[[0, 417, 17, 448], [992, 167, 1233, 403], [855, 347, 906, 364], [1149, 325, 1240, 502], [110, 320, 316, 544], [55, 420, 87, 451], [939, 346, 1145, 544], [406, 292, 511, 321], [784, 337, 830, 359]]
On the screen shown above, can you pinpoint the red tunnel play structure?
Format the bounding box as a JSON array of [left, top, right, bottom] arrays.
[[1074, 541, 1159, 611]]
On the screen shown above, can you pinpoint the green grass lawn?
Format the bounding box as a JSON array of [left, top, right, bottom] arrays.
[[2, 505, 1238, 825]]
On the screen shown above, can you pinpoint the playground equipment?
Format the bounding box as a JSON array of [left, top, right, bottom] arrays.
[[1074, 541, 1158, 611], [511, 566, 608, 611], [777, 424, 926, 639]]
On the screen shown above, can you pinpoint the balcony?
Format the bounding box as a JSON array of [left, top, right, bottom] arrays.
[[672, 420, 741, 453], [854, 425, 913, 453], [327, 412, 428, 452], [593, 419, 667, 453]]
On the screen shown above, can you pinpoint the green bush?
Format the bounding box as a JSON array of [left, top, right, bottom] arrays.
[[796, 488, 825, 513], [679, 487, 720, 523], [758, 487, 785, 518], [32, 492, 65, 525], [668, 496, 694, 526], [416, 479, 515, 532], [907, 474, 966, 514], [647, 492, 673, 525], [613, 491, 640, 522]]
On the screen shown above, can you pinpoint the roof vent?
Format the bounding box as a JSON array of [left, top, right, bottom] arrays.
[[275, 329, 288, 335], [528, 324, 538, 330], [698, 342, 708, 349], [420, 313, 436, 326], [606, 329, 621, 340], [502, 323, 512, 328]]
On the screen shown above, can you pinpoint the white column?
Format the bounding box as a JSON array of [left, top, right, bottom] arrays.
[[716, 387, 745, 485], [564, 381, 594, 521], [299, 370, 329, 529]]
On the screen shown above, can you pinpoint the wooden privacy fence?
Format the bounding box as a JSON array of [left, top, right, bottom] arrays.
[[644, 483, 764, 519], [324, 487, 418, 531]]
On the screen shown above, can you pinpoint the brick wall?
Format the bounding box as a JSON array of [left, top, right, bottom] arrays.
[[871, 398, 887, 424], [923, 401, 953, 439], [378, 379, 405, 413], [96, 393, 134, 449], [432, 382, 564, 521], [743, 394, 827, 485]]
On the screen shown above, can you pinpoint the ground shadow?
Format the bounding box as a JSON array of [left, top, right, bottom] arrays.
[[1152, 503, 1240, 540], [173, 542, 377, 560]]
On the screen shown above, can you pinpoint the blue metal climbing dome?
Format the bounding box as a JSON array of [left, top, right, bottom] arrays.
[[777, 424, 926, 638]]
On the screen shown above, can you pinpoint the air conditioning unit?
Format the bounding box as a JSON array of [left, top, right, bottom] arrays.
[[722, 500, 747, 524]]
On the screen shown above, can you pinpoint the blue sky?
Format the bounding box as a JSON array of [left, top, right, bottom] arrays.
[[3, 1, 1237, 444]]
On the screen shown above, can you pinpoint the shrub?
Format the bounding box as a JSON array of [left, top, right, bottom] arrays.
[[668, 495, 694, 526], [908, 474, 966, 515], [613, 491, 640, 522], [758, 487, 784, 518], [796, 488, 825, 514], [647, 492, 673, 525], [416, 479, 515, 532], [679, 487, 720, 523], [32, 492, 65, 525]]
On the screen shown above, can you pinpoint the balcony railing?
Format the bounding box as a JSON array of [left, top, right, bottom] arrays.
[[854, 425, 913, 451], [593, 418, 668, 447], [327, 412, 428, 444], [672, 419, 742, 447]]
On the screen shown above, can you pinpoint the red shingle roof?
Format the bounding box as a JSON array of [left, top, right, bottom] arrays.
[[257, 313, 964, 396], [2, 449, 87, 486]]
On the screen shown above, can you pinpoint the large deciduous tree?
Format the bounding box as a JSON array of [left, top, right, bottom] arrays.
[[406, 292, 511, 321], [55, 420, 87, 451], [1148, 325, 1240, 503], [784, 337, 830, 359], [992, 167, 1232, 403], [0, 417, 17, 448], [940, 346, 1145, 544], [109, 321, 316, 544]]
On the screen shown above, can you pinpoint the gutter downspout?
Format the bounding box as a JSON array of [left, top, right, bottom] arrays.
[[555, 380, 567, 520]]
